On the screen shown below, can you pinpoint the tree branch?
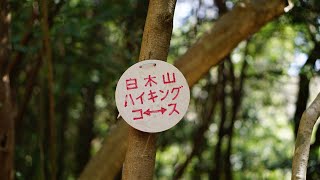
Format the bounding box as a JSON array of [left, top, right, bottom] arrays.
[[15, 56, 42, 125], [175, 0, 286, 86], [292, 92, 320, 180], [80, 0, 287, 179]]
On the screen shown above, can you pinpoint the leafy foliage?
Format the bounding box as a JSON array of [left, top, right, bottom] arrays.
[[7, 0, 320, 179]]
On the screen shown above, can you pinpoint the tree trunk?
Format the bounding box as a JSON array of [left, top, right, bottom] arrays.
[[292, 92, 320, 180], [224, 57, 248, 180], [0, 0, 15, 179], [80, 0, 287, 178], [122, 0, 176, 179], [0, 81, 15, 180]]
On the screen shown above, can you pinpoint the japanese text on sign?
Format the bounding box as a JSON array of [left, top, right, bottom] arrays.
[[115, 60, 190, 133]]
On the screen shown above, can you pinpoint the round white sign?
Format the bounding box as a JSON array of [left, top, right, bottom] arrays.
[[115, 60, 190, 133]]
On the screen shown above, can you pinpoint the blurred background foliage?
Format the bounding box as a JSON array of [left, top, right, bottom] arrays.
[[9, 0, 320, 179]]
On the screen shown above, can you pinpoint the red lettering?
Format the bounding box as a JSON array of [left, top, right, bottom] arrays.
[[126, 78, 138, 90], [147, 90, 158, 103], [144, 75, 157, 87], [171, 86, 183, 100], [132, 109, 143, 120], [168, 103, 179, 115], [136, 92, 145, 104], [124, 94, 135, 107], [159, 90, 169, 101], [162, 72, 176, 84]]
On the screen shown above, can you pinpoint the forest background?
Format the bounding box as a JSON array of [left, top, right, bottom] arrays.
[[0, 0, 320, 179]]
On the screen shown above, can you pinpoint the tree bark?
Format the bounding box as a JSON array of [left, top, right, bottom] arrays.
[[80, 0, 287, 179], [0, 0, 15, 179], [292, 92, 320, 180], [122, 0, 176, 179]]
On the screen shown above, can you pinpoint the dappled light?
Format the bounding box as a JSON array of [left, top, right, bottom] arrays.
[[0, 0, 319, 180]]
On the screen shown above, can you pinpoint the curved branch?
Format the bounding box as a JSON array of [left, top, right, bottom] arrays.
[[292, 92, 320, 180]]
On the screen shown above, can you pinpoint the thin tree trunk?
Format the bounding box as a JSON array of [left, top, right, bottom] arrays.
[[0, 0, 15, 179], [211, 64, 227, 180], [75, 84, 97, 176], [57, 68, 70, 180], [0, 68, 15, 180], [224, 57, 248, 180], [292, 92, 320, 180], [293, 44, 320, 136], [122, 1, 176, 179], [14, 3, 63, 166], [173, 79, 218, 179], [123, 0, 148, 62], [38, 77, 46, 180], [80, 1, 287, 178], [40, 0, 56, 178], [173, 2, 227, 177]]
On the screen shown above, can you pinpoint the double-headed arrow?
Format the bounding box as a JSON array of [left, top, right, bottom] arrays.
[[143, 107, 167, 116]]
